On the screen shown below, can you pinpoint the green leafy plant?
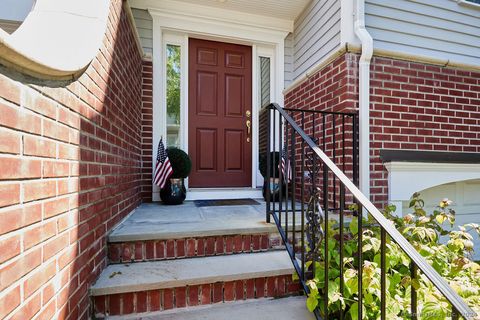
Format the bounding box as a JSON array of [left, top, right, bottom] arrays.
[[304, 193, 480, 319], [166, 45, 181, 124], [166, 147, 191, 179]]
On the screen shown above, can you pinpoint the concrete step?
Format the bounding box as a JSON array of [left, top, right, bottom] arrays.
[[108, 202, 278, 243], [106, 202, 307, 263], [108, 202, 303, 243], [91, 251, 300, 318], [108, 296, 315, 320]]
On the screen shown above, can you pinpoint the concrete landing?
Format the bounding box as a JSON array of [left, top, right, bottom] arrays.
[[109, 296, 315, 320], [90, 251, 294, 296], [109, 201, 302, 242]]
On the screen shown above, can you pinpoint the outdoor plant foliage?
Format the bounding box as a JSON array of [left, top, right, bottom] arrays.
[[305, 193, 480, 319], [166, 147, 192, 178]]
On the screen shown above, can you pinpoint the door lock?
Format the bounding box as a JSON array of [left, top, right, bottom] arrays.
[[246, 110, 251, 118]]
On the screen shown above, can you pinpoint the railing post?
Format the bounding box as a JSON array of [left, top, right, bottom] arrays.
[[339, 185, 345, 320], [290, 126, 296, 255], [381, 228, 386, 320], [300, 111, 306, 281], [353, 114, 359, 188], [411, 263, 418, 320], [358, 205, 363, 320], [266, 105, 271, 223]]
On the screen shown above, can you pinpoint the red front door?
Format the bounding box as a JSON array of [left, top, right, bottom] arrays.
[[188, 38, 252, 188]]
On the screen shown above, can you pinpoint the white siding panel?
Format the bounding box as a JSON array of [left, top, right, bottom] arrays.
[[284, 33, 294, 87], [292, 0, 342, 80], [132, 8, 153, 55], [366, 0, 480, 66], [0, 19, 21, 34]]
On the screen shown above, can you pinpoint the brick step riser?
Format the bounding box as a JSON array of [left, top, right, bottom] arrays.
[[93, 275, 301, 318], [108, 233, 285, 263]]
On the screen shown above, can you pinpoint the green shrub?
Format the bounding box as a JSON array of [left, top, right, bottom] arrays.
[[304, 193, 480, 319], [259, 151, 281, 178], [166, 147, 192, 179]]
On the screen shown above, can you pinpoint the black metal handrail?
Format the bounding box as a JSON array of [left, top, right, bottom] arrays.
[[265, 102, 477, 320]]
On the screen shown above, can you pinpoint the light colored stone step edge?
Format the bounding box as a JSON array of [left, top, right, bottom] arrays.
[[108, 224, 287, 243], [106, 296, 315, 320], [90, 251, 295, 296]]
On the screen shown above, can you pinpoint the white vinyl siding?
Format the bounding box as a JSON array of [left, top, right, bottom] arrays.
[[0, 19, 21, 34], [284, 33, 294, 88], [365, 0, 480, 67], [132, 8, 153, 56], [292, 0, 341, 80]]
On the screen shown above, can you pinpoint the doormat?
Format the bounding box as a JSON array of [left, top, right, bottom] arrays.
[[194, 198, 261, 207]]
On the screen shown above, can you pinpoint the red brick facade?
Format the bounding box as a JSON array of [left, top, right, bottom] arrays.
[[369, 56, 480, 205], [284, 53, 358, 207], [93, 275, 301, 317], [108, 233, 282, 264], [0, 1, 145, 319], [284, 52, 480, 207]]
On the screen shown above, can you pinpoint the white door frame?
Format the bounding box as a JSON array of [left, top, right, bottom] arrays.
[[149, 7, 288, 201]]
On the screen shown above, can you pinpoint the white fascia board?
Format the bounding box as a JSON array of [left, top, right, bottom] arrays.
[[385, 162, 480, 201], [149, 12, 287, 45], [455, 0, 480, 9], [132, 0, 293, 35]]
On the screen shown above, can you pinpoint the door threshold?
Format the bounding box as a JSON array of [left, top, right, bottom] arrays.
[[186, 188, 263, 200]]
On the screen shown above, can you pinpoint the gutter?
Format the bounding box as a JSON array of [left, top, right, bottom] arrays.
[[354, 0, 373, 199]]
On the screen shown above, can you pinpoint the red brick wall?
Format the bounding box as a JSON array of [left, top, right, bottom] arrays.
[[284, 53, 358, 114], [369, 56, 480, 205], [284, 53, 359, 208], [0, 1, 144, 319], [284, 52, 480, 208]]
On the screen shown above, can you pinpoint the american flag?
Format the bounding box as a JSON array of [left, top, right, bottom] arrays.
[[153, 138, 173, 188], [279, 145, 292, 183]]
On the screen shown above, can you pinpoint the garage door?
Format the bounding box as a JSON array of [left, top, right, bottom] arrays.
[[401, 179, 480, 261]]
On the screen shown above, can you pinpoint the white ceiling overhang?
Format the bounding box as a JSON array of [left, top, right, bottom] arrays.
[[130, 0, 311, 33], [0, 0, 109, 79]]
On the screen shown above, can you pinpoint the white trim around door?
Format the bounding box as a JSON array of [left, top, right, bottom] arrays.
[[149, 6, 288, 201]]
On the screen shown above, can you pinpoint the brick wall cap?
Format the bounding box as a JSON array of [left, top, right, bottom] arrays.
[[380, 150, 480, 164]]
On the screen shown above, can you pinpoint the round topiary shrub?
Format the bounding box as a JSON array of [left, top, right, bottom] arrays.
[[259, 151, 281, 178], [166, 147, 192, 179]]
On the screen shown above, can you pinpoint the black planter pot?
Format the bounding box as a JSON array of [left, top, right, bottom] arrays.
[[160, 178, 186, 205], [262, 177, 286, 202]]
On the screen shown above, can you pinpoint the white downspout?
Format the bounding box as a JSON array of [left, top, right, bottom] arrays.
[[354, 0, 373, 199]]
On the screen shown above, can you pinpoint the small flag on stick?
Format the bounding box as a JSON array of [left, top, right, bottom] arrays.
[[279, 145, 292, 183], [154, 138, 173, 188]]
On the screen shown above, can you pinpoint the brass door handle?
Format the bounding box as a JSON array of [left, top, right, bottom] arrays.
[[246, 120, 251, 135]]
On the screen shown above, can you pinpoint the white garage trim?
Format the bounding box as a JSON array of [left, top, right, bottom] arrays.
[[385, 162, 480, 209]]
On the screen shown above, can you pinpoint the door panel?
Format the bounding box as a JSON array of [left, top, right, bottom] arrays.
[[189, 38, 252, 187], [196, 72, 218, 115], [224, 130, 244, 171], [197, 48, 218, 66], [196, 128, 217, 171], [225, 74, 244, 117]]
